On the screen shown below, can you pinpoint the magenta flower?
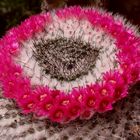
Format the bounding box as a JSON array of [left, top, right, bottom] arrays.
[[49, 105, 66, 123], [71, 88, 84, 103], [35, 95, 54, 116], [83, 90, 97, 110], [129, 64, 140, 82], [66, 100, 82, 121], [80, 110, 95, 120], [113, 84, 128, 101], [50, 89, 61, 99], [97, 96, 113, 113], [16, 91, 37, 114], [103, 71, 124, 86], [98, 82, 114, 97], [33, 86, 50, 101], [55, 93, 72, 107]]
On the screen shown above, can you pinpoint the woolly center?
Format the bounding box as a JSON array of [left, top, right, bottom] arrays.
[[33, 37, 99, 81]]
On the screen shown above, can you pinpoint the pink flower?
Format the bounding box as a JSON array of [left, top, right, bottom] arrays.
[[55, 93, 72, 107], [56, 6, 82, 19], [0, 55, 12, 79], [11, 65, 22, 77], [1, 71, 28, 99], [3, 77, 32, 102], [117, 48, 139, 66], [103, 71, 124, 86], [117, 51, 132, 65], [66, 100, 82, 121], [69, 6, 83, 19], [103, 71, 128, 101], [49, 105, 66, 123], [86, 84, 99, 95], [80, 110, 95, 120], [129, 64, 140, 82], [1, 32, 20, 55], [98, 82, 114, 97], [121, 71, 132, 85], [71, 88, 84, 103], [50, 89, 61, 99], [97, 96, 113, 113], [83, 90, 97, 110], [116, 30, 130, 45], [33, 86, 50, 101], [113, 83, 128, 101], [35, 95, 54, 116], [121, 63, 140, 84], [16, 91, 37, 114], [2, 77, 17, 98]]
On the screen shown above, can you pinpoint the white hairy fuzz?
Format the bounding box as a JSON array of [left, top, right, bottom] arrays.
[[14, 16, 117, 92]]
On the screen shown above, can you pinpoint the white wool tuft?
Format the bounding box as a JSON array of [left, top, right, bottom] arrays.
[[14, 16, 118, 92]]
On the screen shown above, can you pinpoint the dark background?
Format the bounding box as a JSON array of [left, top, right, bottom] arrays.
[[0, 0, 140, 37], [0, 0, 41, 37]]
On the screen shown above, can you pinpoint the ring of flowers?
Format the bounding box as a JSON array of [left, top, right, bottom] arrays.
[[0, 6, 139, 123]]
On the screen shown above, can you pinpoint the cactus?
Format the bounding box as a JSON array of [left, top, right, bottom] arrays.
[[0, 5, 139, 140]]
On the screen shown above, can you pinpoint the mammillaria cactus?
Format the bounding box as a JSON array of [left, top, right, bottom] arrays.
[[0, 5, 140, 126]]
